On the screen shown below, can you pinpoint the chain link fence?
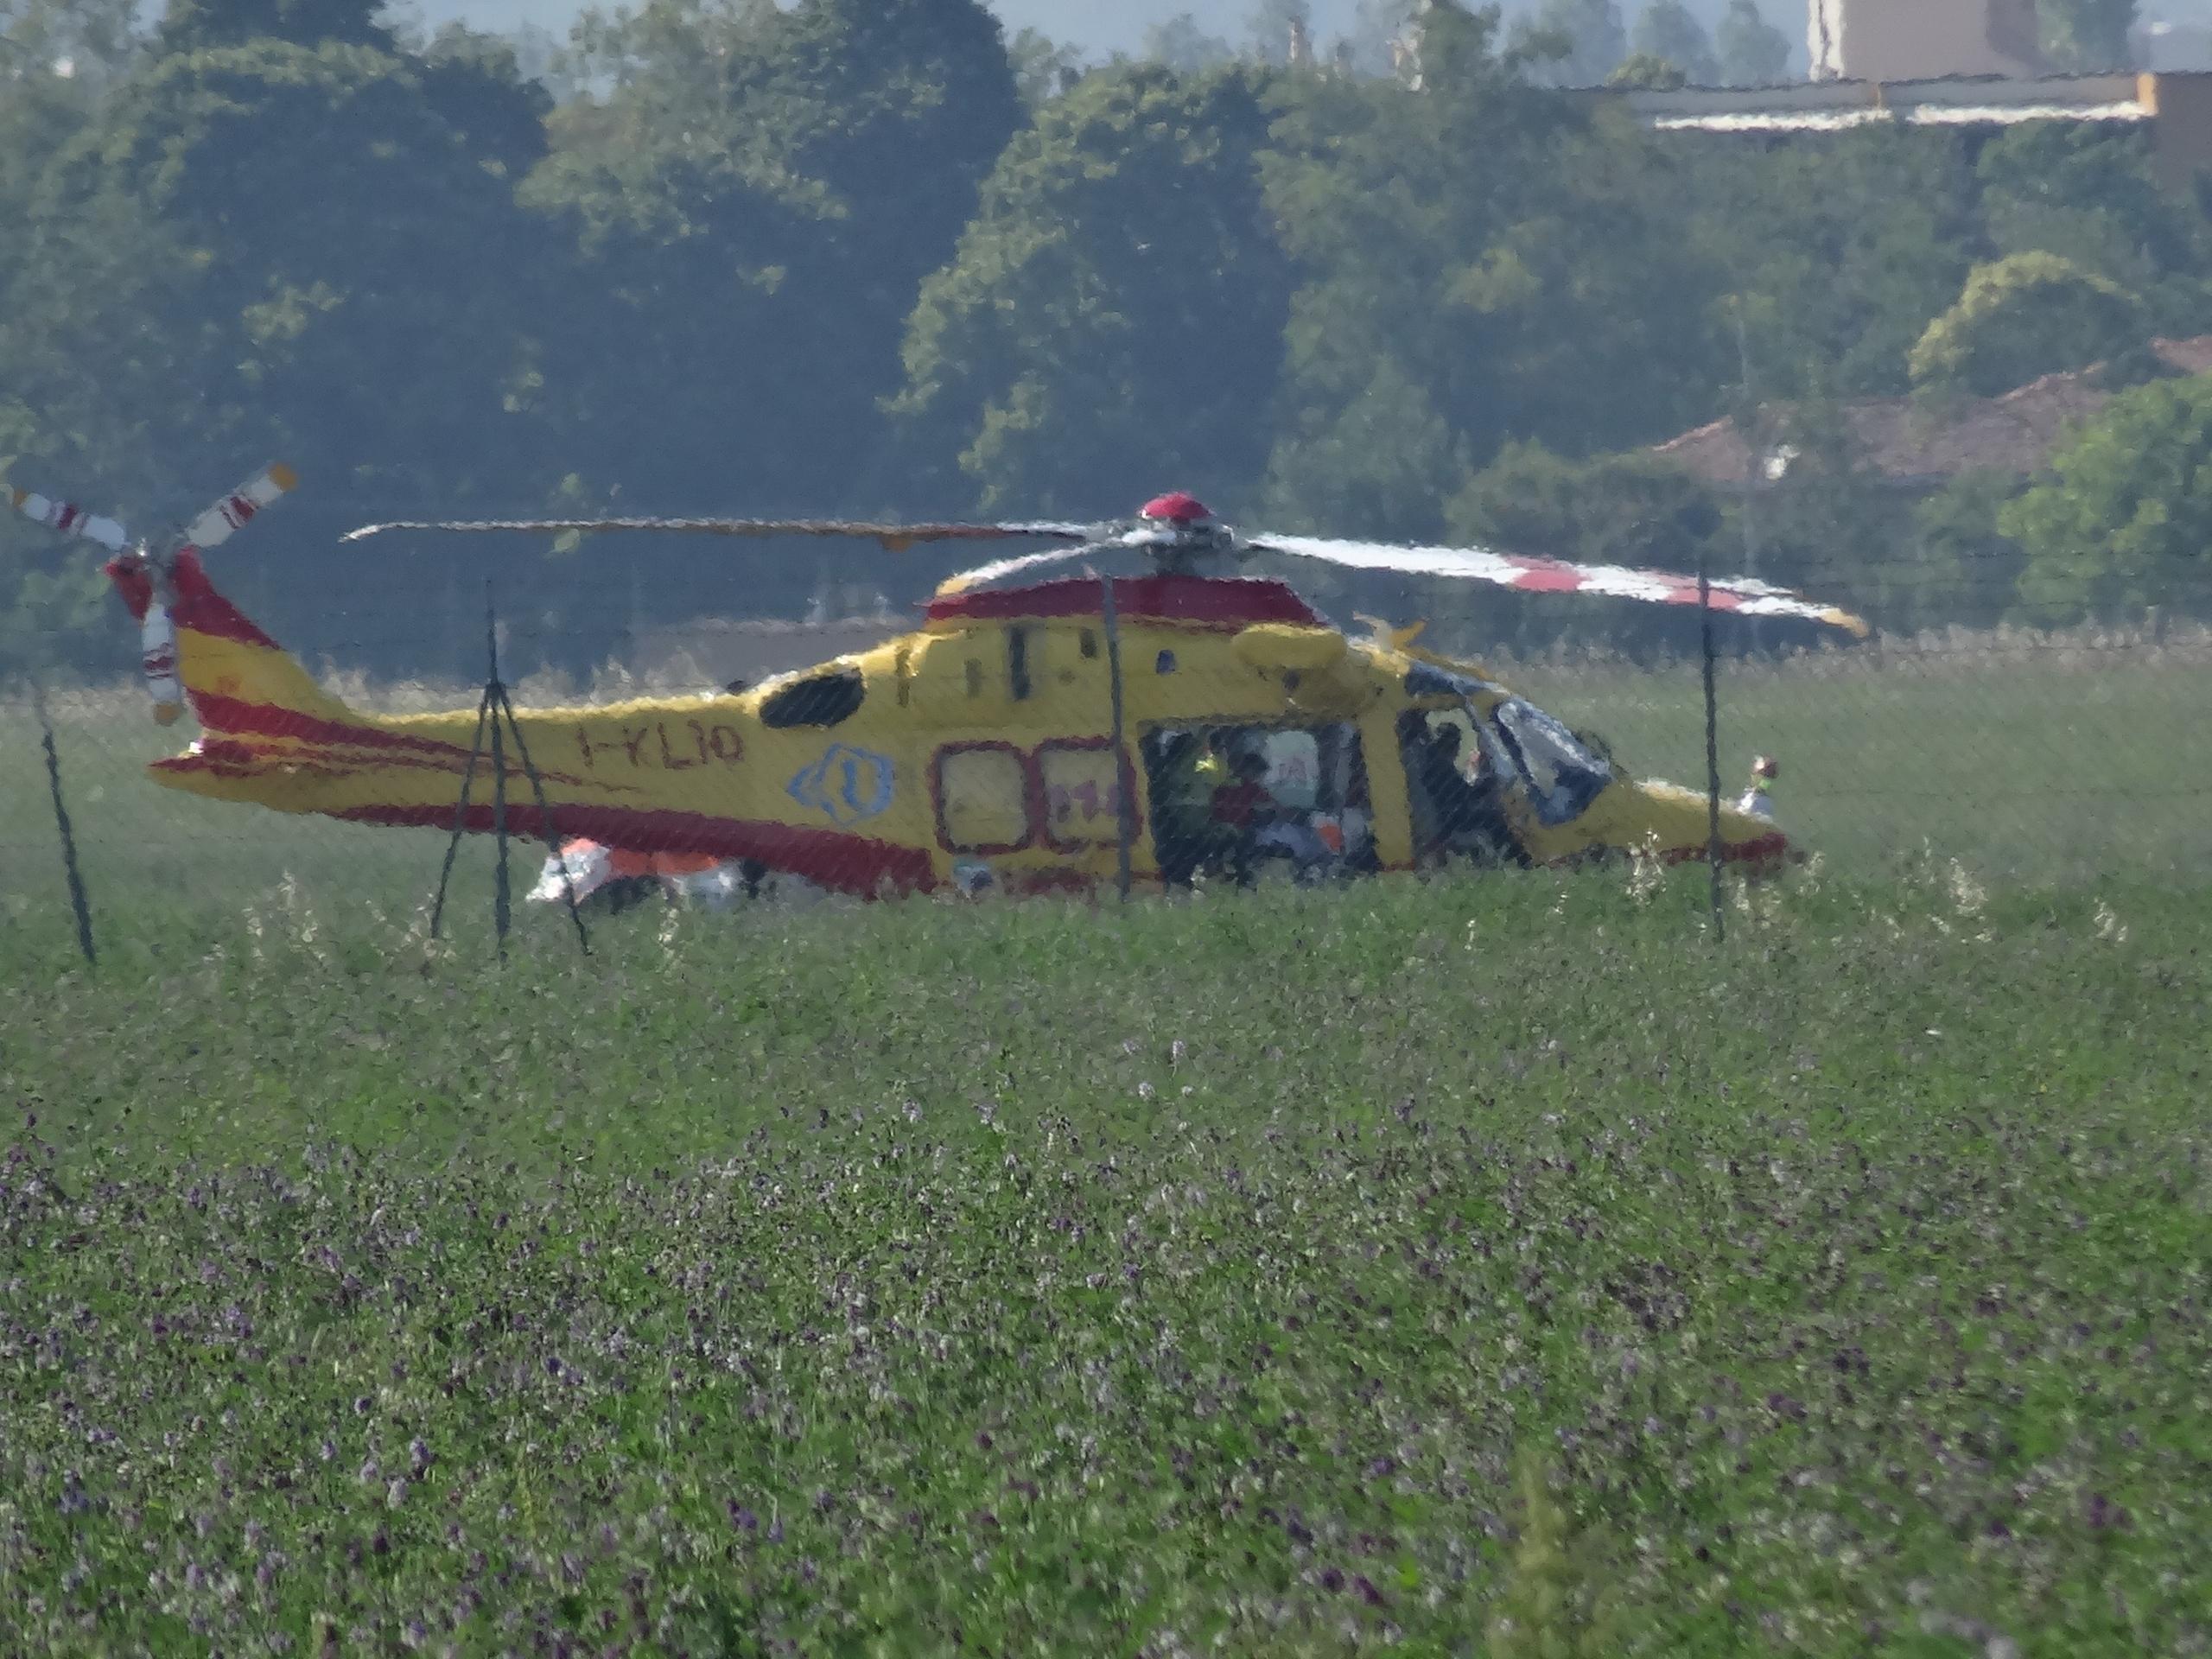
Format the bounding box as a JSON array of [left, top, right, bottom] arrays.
[[3, 550, 2208, 959]]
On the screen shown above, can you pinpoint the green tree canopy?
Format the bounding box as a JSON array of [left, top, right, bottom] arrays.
[[1713, 0, 1791, 86], [895, 63, 1294, 516], [521, 0, 1024, 563], [1686, 129, 1978, 399], [155, 0, 392, 54], [2036, 0, 2137, 72], [1140, 13, 1235, 73], [1629, 1, 1715, 85], [1605, 51, 1687, 89], [1007, 26, 1084, 107], [1259, 6, 1726, 538], [1511, 0, 1627, 86], [1908, 252, 2148, 396], [1999, 372, 2212, 621], [1243, 0, 1316, 66], [1974, 124, 2209, 332]]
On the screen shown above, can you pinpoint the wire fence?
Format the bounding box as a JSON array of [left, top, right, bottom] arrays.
[[3, 555, 2209, 962]]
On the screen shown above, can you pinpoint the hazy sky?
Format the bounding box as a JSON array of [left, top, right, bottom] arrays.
[[375, 0, 1833, 71], [407, 0, 1370, 55]]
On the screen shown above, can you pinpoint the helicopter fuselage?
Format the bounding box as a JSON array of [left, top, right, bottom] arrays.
[[143, 557, 1785, 895]]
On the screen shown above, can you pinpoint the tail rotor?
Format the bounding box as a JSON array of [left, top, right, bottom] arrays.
[[7, 463, 297, 725]]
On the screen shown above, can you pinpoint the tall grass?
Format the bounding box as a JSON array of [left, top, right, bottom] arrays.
[[3, 865, 2208, 1652]]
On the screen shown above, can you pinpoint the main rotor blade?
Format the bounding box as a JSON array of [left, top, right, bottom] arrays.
[[935, 543, 1099, 594], [1249, 534, 1870, 637], [7, 485, 130, 552], [340, 515, 1096, 551], [181, 462, 296, 551]]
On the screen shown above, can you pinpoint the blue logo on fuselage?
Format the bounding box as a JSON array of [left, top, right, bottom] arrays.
[[788, 744, 895, 826]]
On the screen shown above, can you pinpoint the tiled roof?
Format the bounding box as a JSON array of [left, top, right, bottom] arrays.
[[1652, 338, 2212, 488]]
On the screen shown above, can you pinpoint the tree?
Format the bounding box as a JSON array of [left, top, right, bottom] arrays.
[[894, 64, 1295, 517], [1974, 124, 2209, 332], [1, 0, 141, 84], [1338, 0, 1419, 78], [1008, 26, 1084, 107], [2, 25, 569, 666], [2037, 0, 2137, 72], [1259, 4, 1727, 540], [1605, 52, 1687, 89], [1140, 13, 1235, 74], [1713, 0, 1790, 86], [1243, 0, 1316, 66], [1910, 469, 2027, 632], [1629, 1, 1715, 85], [1511, 0, 1626, 87], [1450, 441, 1718, 565], [0, 20, 133, 665], [1686, 129, 1979, 399], [155, 0, 393, 54], [1908, 252, 2148, 396], [520, 0, 1026, 628], [1999, 372, 2212, 621]]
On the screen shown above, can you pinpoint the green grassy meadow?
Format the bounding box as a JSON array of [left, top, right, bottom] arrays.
[[3, 643, 2209, 1656], [4, 855, 2210, 1655]]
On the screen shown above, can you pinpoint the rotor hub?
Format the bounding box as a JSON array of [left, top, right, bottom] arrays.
[[1140, 492, 1213, 527]]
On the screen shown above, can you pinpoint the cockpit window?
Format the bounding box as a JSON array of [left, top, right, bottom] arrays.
[[760, 666, 865, 728], [1490, 698, 1611, 825]]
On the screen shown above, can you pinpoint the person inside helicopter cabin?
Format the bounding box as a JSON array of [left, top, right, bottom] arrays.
[[1150, 730, 1217, 887], [1207, 747, 1281, 885], [1412, 717, 1524, 869]]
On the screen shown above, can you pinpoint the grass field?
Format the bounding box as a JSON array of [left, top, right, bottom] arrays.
[[3, 849, 2209, 1655]]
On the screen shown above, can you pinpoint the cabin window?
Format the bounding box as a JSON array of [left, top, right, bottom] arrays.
[[1039, 741, 1128, 852], [1141, 722, 1376, 887], [933, 743, 1031, 854], [1008, 626, 1032, 700], [760, 667, 864, 729], [1154, 649, 1177, 675], [1078, 629, 1098, 659], [1489, 698, 1611, 826], [964, 658, 984, 698]]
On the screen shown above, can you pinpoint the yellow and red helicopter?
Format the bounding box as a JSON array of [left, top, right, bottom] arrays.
[[10, 473, 1866, 901]]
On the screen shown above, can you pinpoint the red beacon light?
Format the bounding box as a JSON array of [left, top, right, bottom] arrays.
[[1140, 492, 1214, 527]]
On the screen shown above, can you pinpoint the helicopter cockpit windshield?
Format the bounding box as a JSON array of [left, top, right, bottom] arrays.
[[1487, 698, 1611, 826]]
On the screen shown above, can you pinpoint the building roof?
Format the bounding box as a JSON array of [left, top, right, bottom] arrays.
[[1652, 338, 2212, 490], [1615, 71, 2161, 136]]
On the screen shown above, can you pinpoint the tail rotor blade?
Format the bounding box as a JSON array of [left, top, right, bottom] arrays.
[[139, 604, 185, 726], [7, 486, 130, 553], [181, 462, 296, 550]]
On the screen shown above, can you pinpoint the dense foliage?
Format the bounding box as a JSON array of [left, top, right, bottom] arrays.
[[3, 0, 2208, 674]]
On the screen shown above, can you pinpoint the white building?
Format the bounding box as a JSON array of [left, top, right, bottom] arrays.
[[1809, 0, 2049, 82]]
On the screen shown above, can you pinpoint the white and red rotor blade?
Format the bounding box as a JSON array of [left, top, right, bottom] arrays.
[[180, 462, 296, 551], [1248, 534, 1870, 637], [340, 515, 1096, 551], [936, 544, 1102, 594], [138, 606, 185, 726], [7, 485, 130, 552]]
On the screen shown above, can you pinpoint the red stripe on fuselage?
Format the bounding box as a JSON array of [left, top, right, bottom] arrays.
[[184, 694, 604, 792], [1653, 831, 1789, 868], [926, 575, 1322, 630], [332, 803, 937, 897]]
